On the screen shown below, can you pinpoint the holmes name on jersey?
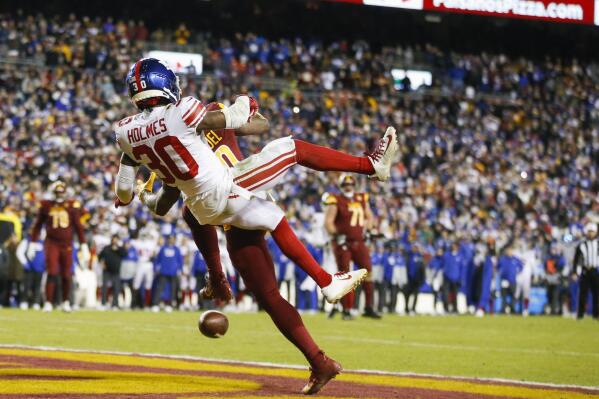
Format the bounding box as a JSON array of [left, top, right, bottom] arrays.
[[127, 118, 168, 144]]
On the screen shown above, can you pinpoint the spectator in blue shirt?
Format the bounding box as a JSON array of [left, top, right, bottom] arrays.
[[152, 235, 183, 312], [498, 245, 523, 314], [384, 243, 406, 314], [371, 245, 386, 313], [120, 242, 138, 308], [459, 238, 476, 307], [544, 245, 566, 315], [442, 242, 462, 313], [472, 241, 495, 316], [428, 247, 444, 312], [404, 243, 425, 315]]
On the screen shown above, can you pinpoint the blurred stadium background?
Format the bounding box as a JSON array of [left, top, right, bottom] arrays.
[[1, 0, 599, 397]]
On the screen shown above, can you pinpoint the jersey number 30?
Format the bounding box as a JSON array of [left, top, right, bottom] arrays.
[[132, 136, 198, 184]]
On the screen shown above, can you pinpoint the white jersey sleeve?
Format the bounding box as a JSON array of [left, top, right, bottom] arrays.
[[177, 96, 207, 130]]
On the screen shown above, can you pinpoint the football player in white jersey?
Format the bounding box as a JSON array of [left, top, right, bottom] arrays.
[[114, 58, 369, 304]]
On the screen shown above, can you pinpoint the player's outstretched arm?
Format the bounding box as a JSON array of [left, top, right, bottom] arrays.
[[197, 110, 226, 131], [115, 153, 139, 205], [196, 95, 258, 132], [236, 113, 269, 136]]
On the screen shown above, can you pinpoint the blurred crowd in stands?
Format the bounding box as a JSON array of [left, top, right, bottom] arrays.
[[0, 13, 598, 316]]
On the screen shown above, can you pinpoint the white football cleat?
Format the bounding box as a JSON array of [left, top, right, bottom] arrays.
[[165, 305, 173, 313], [367, 126, 399, 182], [42, 302, 53, 312], [62, 301, 72, 313], [475, 308, 485, 318], [32, 303, 41, 311], [19, 302, 28, 310], [151, 305, 160, 313], [321, 269, 368, 304]]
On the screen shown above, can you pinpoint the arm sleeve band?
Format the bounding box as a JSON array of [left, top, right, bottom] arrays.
[[115, 162, 137, 204]]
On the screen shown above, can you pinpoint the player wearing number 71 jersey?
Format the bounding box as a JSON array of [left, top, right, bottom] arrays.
[[114, 58, 373, 303]]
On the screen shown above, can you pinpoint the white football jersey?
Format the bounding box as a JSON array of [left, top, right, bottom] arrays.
[[114, 96, 232, 199], [131, 238, 156, 263]]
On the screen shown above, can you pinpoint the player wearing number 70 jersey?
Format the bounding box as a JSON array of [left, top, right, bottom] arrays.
[[114, 58, 373, 304]]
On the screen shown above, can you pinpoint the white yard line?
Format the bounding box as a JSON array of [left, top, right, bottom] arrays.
[[0, 343, 597, 392], [323, 335, 599, 359], [4, 315, 597, 359]]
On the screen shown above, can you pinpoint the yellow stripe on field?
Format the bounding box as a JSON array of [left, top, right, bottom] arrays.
[[0, 348, 594, 399], [182, 397, 380, 399], [335, 373, 597, 399], [0, 367, 259, 395]]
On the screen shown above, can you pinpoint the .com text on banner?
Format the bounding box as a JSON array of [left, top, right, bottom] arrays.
[[423, 0, 595, 24]]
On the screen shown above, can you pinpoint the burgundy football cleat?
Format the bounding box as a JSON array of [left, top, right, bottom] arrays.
[[301, 355, 342, 395], [200, 273, 233, 302]]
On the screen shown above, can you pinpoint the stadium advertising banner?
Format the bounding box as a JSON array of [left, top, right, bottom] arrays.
[[329, 0, 599, 25], [146, 51, 203, 75], [423, 0, 595, 25], [391, 69, 432, 90]]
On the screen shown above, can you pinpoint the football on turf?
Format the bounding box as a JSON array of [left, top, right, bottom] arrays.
[[198, 310, 229, 338]]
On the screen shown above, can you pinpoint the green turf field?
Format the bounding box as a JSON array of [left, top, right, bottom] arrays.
[[1, 309, 598, 387]]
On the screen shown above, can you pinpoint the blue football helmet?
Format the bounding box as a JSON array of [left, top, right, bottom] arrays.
[[126, 58, 181, 109]]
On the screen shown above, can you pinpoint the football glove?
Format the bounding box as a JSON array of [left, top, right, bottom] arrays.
[[136, 172, 157, 204], [335, 234, 347, 246], [221, 95, 259, 129]]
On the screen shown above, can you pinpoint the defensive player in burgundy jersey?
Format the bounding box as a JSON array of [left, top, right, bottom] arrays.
[[184, 102, 342, 394], [114, 58, 376, 306], [324, 174, 381, 319], [31, 181, 88, 312], [136, 100, 397, 394]]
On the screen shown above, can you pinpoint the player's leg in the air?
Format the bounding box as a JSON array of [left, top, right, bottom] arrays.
[[182, 209, 341, 394], [186, 193, 366, 304], [232, 127, 398, 192], [350, 241, 381, 319], [226, 227, 341, 395]]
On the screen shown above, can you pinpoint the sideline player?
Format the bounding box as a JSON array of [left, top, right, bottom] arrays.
[[113, 58, 378, 304], [323, 174, 381, 319], [31, 181, 88, 312]]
